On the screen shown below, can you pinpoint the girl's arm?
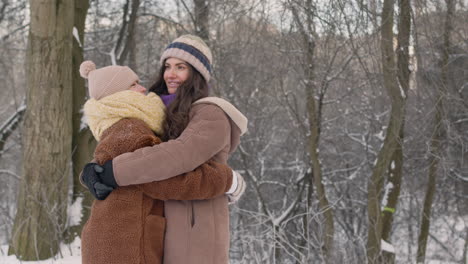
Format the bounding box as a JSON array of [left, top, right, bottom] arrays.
[[113, 104, 231, 186]]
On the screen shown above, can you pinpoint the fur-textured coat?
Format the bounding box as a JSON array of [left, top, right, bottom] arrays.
[[112, 98, 248, 264], [81, 118, 233, 264]]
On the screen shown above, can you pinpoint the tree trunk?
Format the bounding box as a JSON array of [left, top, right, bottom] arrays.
[[381, 0, 411, 263], [116, 0, 140, 65], [194, 0, 209, 42], [306, 82, 335, 263], [66, 0, 94, 243], [366, 0, 407, 262], [416, 0, 454, 262], [380, 129, 403, 264], [290, 1, 335, 261], [8, 0, 74, 260]]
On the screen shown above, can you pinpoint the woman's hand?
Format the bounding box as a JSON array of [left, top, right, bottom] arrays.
[[226, 170, 246, 204], [82, 162, 117, 200]]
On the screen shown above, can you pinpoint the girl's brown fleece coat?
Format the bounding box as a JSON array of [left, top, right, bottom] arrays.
[[81, 118, 233, 264]]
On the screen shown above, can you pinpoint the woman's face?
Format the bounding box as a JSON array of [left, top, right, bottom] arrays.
[[129, 82, 147, 95], [164, 57, 190, 94]]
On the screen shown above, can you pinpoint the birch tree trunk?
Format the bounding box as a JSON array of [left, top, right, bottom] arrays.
[[416, 0, 454, 262], [8, 0, 74, 260]]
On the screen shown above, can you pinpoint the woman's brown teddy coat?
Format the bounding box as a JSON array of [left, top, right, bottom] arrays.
[[81, 118, 233, 264]]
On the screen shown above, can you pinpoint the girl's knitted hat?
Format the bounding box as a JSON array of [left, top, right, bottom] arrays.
[[79, 61, 139, 100], [160, 35, 212, 82]]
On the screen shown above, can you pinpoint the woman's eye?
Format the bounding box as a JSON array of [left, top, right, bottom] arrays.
[[178, 66, 186, 70]]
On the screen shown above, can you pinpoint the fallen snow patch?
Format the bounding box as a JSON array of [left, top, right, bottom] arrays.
[[0, 237, 82, 264]]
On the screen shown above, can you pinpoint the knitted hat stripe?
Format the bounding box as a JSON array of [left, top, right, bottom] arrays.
[[174, 35, 213, 63], [165, 42, 211, 73], [161, 48, 211, 82]]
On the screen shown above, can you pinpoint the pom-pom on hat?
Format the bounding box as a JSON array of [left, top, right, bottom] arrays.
[[160, 35, 212, 82], [79, 60, 139, 100]]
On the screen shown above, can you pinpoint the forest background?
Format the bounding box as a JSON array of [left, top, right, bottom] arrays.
[[0, 0, 467, 263]]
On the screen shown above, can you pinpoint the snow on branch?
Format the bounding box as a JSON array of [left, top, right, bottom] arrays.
[[0, 103, 26, 144], [0, 169, 21, 180]]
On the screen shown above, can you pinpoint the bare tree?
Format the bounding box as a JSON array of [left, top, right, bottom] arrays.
[[288, 1, 335, 261], [115, 0, 141, 65], [366, 0, 408, 262], [194, 0, 209, 41], [416, 0, 455, 262], [380, 0, 412, 263], [8, 0, 74, 260], [67, 0, 94, 243]]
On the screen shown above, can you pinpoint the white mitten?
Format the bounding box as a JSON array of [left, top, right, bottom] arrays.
[[226, 170, 246, 204]]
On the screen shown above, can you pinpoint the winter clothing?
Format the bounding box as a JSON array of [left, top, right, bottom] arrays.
[[94, 160, 118, 189], [82, 163, 110, 200], [227, 170, 246, 204], [80, 60, 139, 100], [160, 35, 212, 82], [160, 93, 177, 106], [112, 97, 248, 264], [79, 61, 236, 264], [84, 90, 165, 141], [81, 117, 234, 264]]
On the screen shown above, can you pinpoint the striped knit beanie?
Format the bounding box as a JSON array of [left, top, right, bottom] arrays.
[[160, 35, 212, 82], [79, 61, 140, 100]]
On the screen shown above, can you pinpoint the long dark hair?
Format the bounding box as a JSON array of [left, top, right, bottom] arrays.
[[149, 60, 209, 141]]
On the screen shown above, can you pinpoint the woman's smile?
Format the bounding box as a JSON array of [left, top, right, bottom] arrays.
[[164, 57, 190, 94]]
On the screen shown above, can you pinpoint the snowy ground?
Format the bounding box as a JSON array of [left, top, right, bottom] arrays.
[[0, 238, 82, 264], [0, 238, 463, 264], [0, 213, 465, 263]]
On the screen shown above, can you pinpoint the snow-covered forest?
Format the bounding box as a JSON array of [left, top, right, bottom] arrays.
[[0, 0, 467, 263]]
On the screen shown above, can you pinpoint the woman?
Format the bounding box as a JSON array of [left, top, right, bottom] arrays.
[[79, 61, 240, 264], [82, 35, 248, 264]]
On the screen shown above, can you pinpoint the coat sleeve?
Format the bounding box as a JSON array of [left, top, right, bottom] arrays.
[[113, 104, 231, 186], [136, 160, 233, 200]]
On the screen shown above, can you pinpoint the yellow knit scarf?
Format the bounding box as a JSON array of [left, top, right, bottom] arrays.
[[84, 91, 165, 141]]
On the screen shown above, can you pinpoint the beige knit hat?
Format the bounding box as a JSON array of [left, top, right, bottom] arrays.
[[79, 61, 139, 100], [160, 35, 212, 82]]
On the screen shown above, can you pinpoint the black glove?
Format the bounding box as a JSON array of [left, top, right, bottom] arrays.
[[82, 163, 115, 200], [99, 160, 118, 188], [93, 182, 114, 199]]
